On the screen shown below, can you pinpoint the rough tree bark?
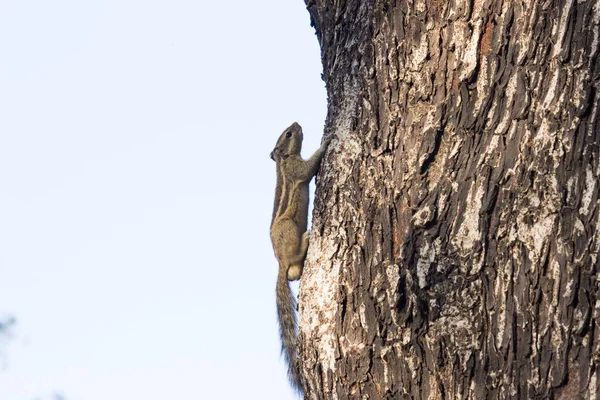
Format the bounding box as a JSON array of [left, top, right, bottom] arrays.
[[298, 0, 600, 399]]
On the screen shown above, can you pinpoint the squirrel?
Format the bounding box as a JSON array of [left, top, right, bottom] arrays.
[[270, 122, 332, 394]]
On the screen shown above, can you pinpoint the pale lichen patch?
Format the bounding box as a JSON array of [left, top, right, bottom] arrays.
[[519, 213, 555, 264], [516, 4, 536, 64], [541, 67, 560, 110], [460, 20, 482, 82], [411, 34, 429, 71], [452, 21, 469, 63], [415, 0, 427, 14], [532, 118, 566, 168], [552, 0, 574, 58], [566, 175, 578, 204], [447, 135, 463, 161], [416, 239, 440, 288], [482, 135, 500, 167], [386, 264, 399, 296], [300, 236, 341, 372], [452, 181, 484, 257], [496, 298, 507, 350], [573, 217, 585, 236], [589, 370, 598, 399], [592, 202, 600, 262], [594, 0, 600, 23], [474, 55, 492, 116], [386, 264, 400, 327], [572, 70, 590, 111], [590, 25, 599, 62], [413, 205, 435, 228], [579, 166, 596, 216]]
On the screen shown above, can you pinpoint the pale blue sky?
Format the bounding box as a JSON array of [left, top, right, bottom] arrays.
[[0, 1, 326, 399]]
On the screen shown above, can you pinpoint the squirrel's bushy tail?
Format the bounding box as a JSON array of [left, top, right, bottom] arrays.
[[276, 266, 303, 394]]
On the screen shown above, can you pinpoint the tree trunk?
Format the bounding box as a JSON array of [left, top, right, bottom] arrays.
[[298, 0, 600, 399]]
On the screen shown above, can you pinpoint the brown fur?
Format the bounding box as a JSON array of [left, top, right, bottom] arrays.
[[270, 122, 331, 394]]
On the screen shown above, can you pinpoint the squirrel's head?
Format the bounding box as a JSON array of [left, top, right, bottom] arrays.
[[270, 122, 303, 161]]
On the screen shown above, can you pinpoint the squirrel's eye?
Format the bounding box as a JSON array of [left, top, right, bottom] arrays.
[[286, 132, 292, 138]]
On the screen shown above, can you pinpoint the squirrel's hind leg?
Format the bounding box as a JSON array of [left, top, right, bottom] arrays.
[[287, 232, 309, 281]]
